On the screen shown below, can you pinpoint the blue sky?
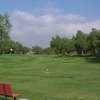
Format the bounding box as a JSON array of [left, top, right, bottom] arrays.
[[0, 0, 100, 47], [1, 0, 100, 20]]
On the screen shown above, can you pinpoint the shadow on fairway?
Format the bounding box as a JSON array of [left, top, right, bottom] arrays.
[[85, 57, 100, 63], [51, 54, 90, 58], [33, 74, 74, 79], [44, 75, 74, 79]]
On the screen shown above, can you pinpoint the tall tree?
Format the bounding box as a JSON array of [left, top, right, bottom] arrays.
[[50, 35, 64, 55], [96, 30, 100, 56], [0, 14, 12, 54], [32, 45, 43, 54], [88, 28, 98, 56], [0, 13, 30, 54], [50, 35, 74, 56], [0, 14, 11, 40], [74, 30, 88, 56]]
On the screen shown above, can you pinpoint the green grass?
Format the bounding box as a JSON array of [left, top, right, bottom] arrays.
[[0, 54, 100, 100]]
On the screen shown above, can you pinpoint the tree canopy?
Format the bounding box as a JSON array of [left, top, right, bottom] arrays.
[[1, 13, 100, 57], [50, 29, 100, 57], [0, 13, 30, 54]]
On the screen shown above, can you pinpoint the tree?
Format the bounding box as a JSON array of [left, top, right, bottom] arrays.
[[0, 13, 30, 54], [87, 28, 98, 56], [11, 41, 30, 54], [63, 38, 74, 53], [32, 45, 43, 54], [50, 35, 74, 56], [87, 28, 100, 56], [50, 35, 64, 55], [97, 30, 100, 55], [0, 14, 12, 54], [43, 47, 54, 54], [74, 30, 88, 56], [0, 14, 11, 40]]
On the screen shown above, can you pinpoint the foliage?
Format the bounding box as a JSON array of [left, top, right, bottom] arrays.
[[43, 47, 54, 54], [32, 45, 43, 54], [1, 13, 100, 57], [0, 14, 11, 40], [0, 13, 30, 54], [74, 30, 88, 56], [50, 35, 74, 56], [87, 28, 99, 56], [50, 28, 100, 57], [50, 35, 64, 55]]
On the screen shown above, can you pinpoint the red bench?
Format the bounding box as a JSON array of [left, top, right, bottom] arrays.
[[0, 82, 20, 100]]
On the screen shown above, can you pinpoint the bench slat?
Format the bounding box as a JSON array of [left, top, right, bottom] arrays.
[[3, 83, 13, 96], [0, 83, 4, 95], [0, 82, 20, 100]]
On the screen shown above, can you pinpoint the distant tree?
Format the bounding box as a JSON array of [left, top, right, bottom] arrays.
[[96, 30, 100, 56], [0, 14, 12, 54], [11, 41, 30, 54], [87, 28, 98, 56], [63, 38, 74, 53], [50, 35, 64, 55], [32, 45, 43, 54], [74, 30, 88, 56], [43, 47, 54, 54], [0, 13, 30, 54], [50, 35, 74, 56], [86, 28, 100, 56], [0, 14, 11, 40]]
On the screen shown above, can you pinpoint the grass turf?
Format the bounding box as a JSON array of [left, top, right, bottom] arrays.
[[0, 54, 100, 100]]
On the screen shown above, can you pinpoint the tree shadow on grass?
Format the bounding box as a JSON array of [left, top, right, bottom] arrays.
[[51, 54, 100, 63], [33, 74, 74, 79], [51, 54, 91, 58], [69, 55, 100, 63], [85, 56, 100, 63]]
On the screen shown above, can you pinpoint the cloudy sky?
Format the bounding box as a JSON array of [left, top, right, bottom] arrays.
[[0, 0, 100, 47]]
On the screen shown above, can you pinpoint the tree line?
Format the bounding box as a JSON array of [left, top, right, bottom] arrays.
[[0, 14, 30, 54], [50, 28, 100, 56], [0, 13, 100, 56], [32, 29, 100, 57]]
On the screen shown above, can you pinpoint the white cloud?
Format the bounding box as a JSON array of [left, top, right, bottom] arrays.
[[10, 9, 100, 47]]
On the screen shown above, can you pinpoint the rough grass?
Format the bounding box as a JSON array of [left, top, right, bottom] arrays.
[[0, 54, 100, 100]]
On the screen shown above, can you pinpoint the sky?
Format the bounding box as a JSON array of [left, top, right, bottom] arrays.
[[0, 0, 100, 47]]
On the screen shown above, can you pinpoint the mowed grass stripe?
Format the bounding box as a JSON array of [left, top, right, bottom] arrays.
[[0, 54, 100, 100]]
